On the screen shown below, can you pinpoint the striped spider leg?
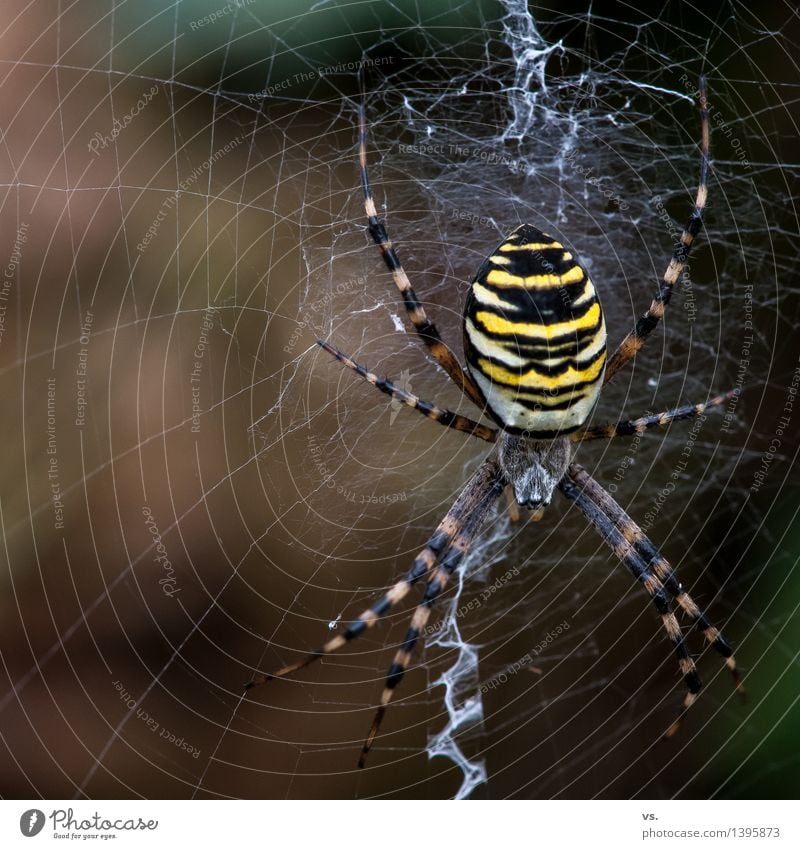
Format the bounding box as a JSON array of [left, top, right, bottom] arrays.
[[570, 391, 736, 443], [247, 459, 504, 766], [315, 340, 497, 444], [603, 75, 710, 385], [314, 345, 734, 450], [559, 463, 743, 737], [357, 104, 486, 410]]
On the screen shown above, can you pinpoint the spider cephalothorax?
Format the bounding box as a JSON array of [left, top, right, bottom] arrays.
[[249, 80, 743, 768], [496, 433, 572, 508]]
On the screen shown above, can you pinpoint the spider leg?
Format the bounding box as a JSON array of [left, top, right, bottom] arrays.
[[568, 463, 743, 696], [504, 485, 521, 521], [604, 77, 709, 385], [246, 460, 502, 689], [570, 390, 734, 442], [558, 471, 702, 737], [359, 472, 502, 767], [358, 105, 486, 409], [317, 339, 497, 443]]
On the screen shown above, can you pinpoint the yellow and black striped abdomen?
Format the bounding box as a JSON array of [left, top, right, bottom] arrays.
[[463, 224, 606, 438]]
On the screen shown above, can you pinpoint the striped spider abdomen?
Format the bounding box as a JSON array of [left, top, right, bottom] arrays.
[[463, 223, 607, 440]]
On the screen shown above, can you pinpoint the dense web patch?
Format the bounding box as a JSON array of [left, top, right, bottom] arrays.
[[1, 0, 798, 801]]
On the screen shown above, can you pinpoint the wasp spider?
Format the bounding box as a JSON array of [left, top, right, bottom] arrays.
[[248, 78, 743, 767]]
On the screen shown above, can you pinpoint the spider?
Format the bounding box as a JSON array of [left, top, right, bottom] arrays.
[[247, 77, 744, 767]]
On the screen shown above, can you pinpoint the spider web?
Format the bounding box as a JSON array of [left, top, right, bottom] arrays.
[[1, 0, 799, 801]]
